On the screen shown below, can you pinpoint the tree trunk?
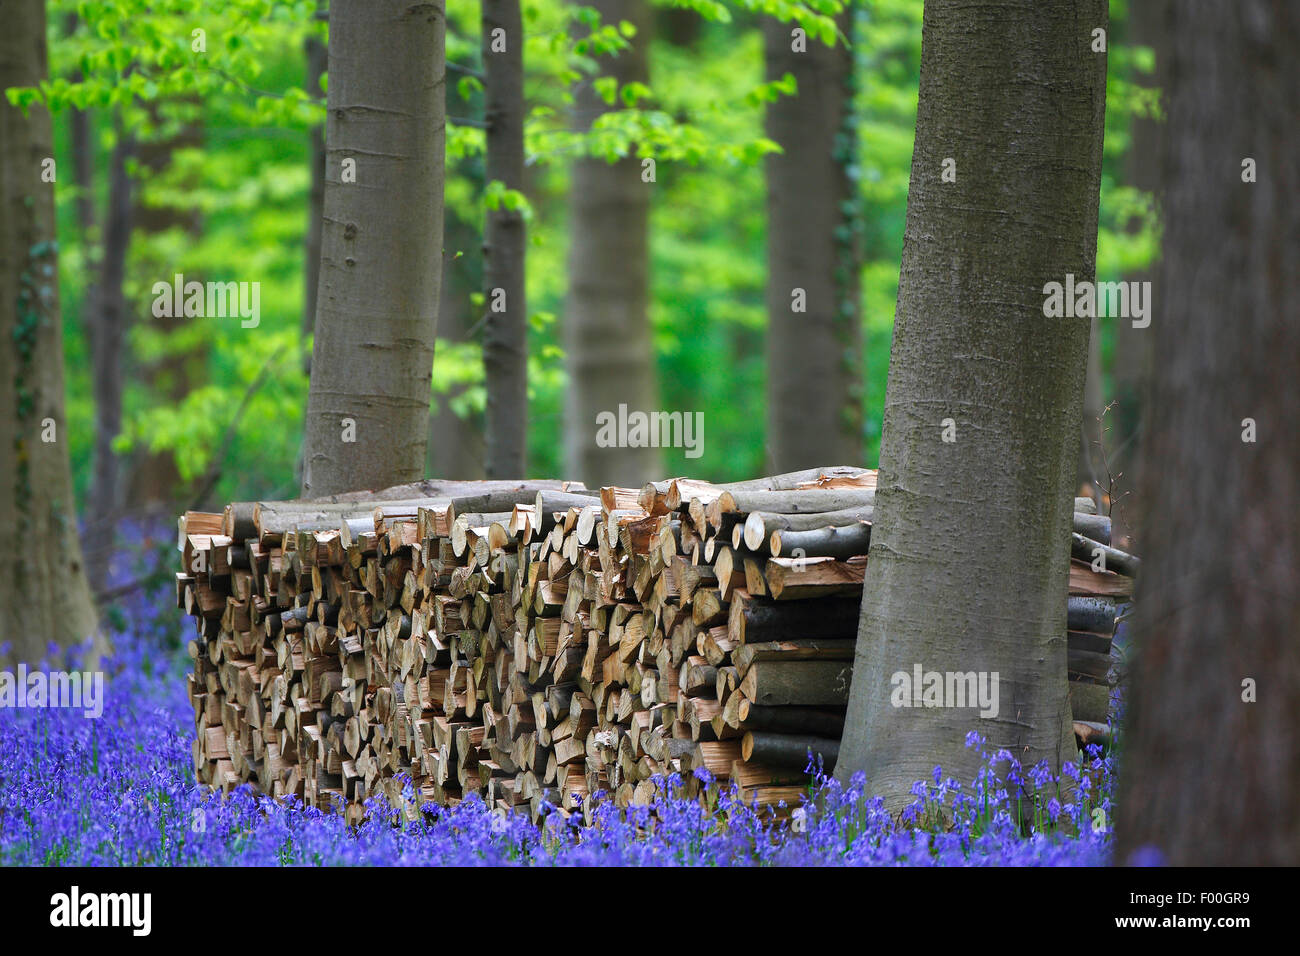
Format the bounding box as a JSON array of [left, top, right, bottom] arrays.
[[563, 0, 660, 488], [0, 0, 100, 664], [1115, 0, 1300, 866], [1077, 314, 1103, 503], [835, 0, 1108, 812], [301, 0, 445, 497], [126, 104, 206, 508], [84, 129, 133, 594], [1107, 0, 1159, 550], [481, 0, 528, 479], [763, 7, 863, 472], [302, 1, 327, 377]]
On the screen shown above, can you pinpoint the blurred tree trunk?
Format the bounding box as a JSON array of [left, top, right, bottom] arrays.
[[1077, 315, 1103, 503], [1116, 0, 1300, 866], [836, 0, 1108, 811], [301, 0, 445, 497], [763, 7, 863, 472], [301, 2, 327, 377], [563, 0, 660, 488], [126, 106, 207, 509], [84, 128, 133, 594], [0, 0, 100, 663], [481, 0, 527, 478], [1107, 0, 1160, 549], [428, 45, 484, 481]]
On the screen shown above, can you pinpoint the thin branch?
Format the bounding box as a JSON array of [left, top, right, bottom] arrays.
[[187, 345, 287, 510]]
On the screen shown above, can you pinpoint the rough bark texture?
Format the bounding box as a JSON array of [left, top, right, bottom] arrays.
[[1115, 0, 1299, 866], [0, 0, 100, 663], [481, 0, 528, 479], [301, 0, 445, 497], [763, 8, 863, 473], [836, 0, 1108, 811], [563, 0, 660, 488]]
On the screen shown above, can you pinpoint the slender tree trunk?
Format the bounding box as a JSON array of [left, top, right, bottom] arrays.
[[481, 0, 527, 478], [0, 0, 100, 664], [763, 7, 863, 472], [1077, 315, 1103, 503], [126, 106, 207, 508], [1115, 0, 1300, 866], [1107, 0, 1159, 549], [563, 0, 660, 488], [302, 4, 327, 377], [84, 130, 133, 594], [836, 0, 1108, 811], [301, 0, 445, 497]]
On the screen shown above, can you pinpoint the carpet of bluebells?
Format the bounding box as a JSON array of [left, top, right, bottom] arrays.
[[1, 524, 1118, 866]]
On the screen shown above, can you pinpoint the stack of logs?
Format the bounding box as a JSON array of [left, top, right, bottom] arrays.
[[178, 469, 1134, 824]]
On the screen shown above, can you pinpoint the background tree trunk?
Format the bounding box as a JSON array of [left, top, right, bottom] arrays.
[[126, 105, 207, 509], [302, 2, 327, 377], [836, 0, 1108, 811], [0, 0, 100, 664], [763, 7, 863, 472], [84, 129, 133, 595], [1115, 0, 1300, 866], [1077, 315, 1103, 505], [1106, 0, 1159, 550], [481, 0, 528, 478], [563, 0, 660, 488], [301, 0, 445, 497]]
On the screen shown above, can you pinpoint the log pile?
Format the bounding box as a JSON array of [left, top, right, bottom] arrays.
[[178, 470, 1135, 823]]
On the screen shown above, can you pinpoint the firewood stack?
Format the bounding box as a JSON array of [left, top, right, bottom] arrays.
[[177, 469, 1135, 823]]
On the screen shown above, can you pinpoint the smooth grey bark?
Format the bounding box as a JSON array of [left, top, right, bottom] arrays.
[[0, 0, 100, 664], [301, 0, 445, 497], [481, 0, 527, 478], [563, 0, 660, 488], [763, 7, 863, 473], [836, 0, 1108, 812], [1115, 0, 1299, 866]]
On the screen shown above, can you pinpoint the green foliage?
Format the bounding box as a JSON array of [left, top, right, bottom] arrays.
[[26, 0, 1160, 505]]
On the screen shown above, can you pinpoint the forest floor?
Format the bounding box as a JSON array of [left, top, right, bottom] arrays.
[[0, 525, 1116, 866]]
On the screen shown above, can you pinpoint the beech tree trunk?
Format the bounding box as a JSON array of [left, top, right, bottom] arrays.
[[481, 0, 528, 479], [302, 2, 327, 376], [1115, 0, 1300, 866], [836, 0, 1108, 811], [763, 7, 863, 472], [1107, 0, 1159, 549], [0, 0, 100, 663], [85, 129, 133, 594], [127, 105, 206, 508], [563, 0, 660, 488], [301, 0, 445, 497]]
